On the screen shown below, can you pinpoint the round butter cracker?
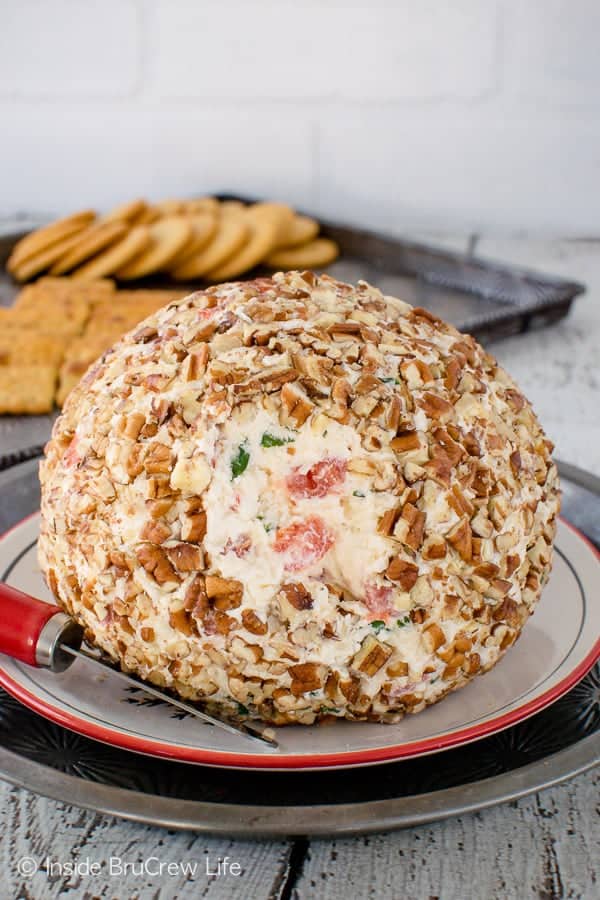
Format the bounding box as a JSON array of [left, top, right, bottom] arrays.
[[166, 214, 218, 271], [266, 237, 339, 270], [49, 222, 128, 275], [7, 210, 96, 273], [171, 218, 249, 280], [71, 226, 151, 280], [276, 214, 319, 249], [205, 203, 293, 281], [116, 217, 193, 280], [102, 199, 147, 224]]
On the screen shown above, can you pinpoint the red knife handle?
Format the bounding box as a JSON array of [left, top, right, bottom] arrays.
[[0, 582, 82, 671]]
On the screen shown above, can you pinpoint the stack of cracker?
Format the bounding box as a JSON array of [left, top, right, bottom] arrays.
[[6, 197, 340, 285], [0, 278, 185, 414]]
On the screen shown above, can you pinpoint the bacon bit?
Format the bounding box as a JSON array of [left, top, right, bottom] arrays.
[[223, 534, 252, 558], [229, 490, 241, 512], [64, 436, 80, 467], [286, 457, 347, 500], [363, 583, 394, 621], [202, 610, 218, 635], [273, 515, 334, 572]]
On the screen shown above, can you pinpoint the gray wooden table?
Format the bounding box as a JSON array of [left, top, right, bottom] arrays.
[[0, 234, 598, 899]]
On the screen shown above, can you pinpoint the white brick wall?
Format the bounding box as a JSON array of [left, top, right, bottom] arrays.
[[0, 1, 141, 96], [153, 1, 497, 101], [0, 0, 597, 234]]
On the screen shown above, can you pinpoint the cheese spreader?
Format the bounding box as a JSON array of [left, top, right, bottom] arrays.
[[0, 581, 278, 749]]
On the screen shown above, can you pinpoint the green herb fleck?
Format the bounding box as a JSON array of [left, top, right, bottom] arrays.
[[320, 706, 340, 715], [237, 702, 249, 716], [231, 443, 250, 479], [371, 620, 387, 634], [353, 490, 366, 498], [260, 432, 294, 448], [257, 515, 274, 533], [397, 615, 410, 628]]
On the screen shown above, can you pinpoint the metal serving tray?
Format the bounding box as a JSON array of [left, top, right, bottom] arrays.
[[0, 215, 585, 460], [0, 456, 597, 837], [0, 211, 585, 341]]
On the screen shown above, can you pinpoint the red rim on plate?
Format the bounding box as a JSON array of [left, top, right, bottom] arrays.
[[0, 516, 598, 770]]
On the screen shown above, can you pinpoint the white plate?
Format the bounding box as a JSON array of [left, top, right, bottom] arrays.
[[0, 514, 598, 771]]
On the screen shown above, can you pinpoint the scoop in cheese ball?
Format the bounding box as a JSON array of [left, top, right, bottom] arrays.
[[39, 272, 560, 725]]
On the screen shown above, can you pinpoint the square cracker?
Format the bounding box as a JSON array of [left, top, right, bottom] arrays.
[[0, 365, 57, 414], [0, 330, 67, 367], [56, 333, 117, 406], [0, 303, 88, 336]]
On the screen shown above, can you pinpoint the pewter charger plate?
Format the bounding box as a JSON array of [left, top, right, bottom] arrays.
[[0, 457, 597, 835]]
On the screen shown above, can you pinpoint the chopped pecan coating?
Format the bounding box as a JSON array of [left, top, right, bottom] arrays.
[[38, 271, 559, 726], [136, 544, 179, 585]]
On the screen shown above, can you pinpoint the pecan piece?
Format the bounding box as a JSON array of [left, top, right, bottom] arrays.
[[445, 518, 473, 562], [390, 431, 421, 453], [444, 357, 461, 391], [419, 392, 453, 421], [181, 511, 207, 542], [422, 535, 447, 560], [386, 660, 409, 677], [339, 676, 361, 703], [169, 607, 197, 636], [166, 542, 204, 572], [119, 411, 146, 440], [351, 634, 393, 676], [280, 381, 314, 427], [393, 502, 426, 551], [126, 444, 144, 479], [385, 556, 419, 590], [136, 544, 179, 585], [140, 519, 171, 544], [241, 609, 268, 635], [182, 345, 209, 381], [422, 622, 445, 653], [377, 505, 401, 536], [288, 662, 324, 696], [493, 597, 520, 627], [143, 442, 172, 475], [447, 484, 474, 517], [185, 574, 209, 617], [280, 582, 313, 611], [205, 575, 243, 609]]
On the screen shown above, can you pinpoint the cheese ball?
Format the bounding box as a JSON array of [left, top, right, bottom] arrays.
[[39, 272, 560, 725]]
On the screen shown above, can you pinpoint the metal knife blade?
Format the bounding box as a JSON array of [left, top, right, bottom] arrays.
[[61, 644, 278, 750]]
